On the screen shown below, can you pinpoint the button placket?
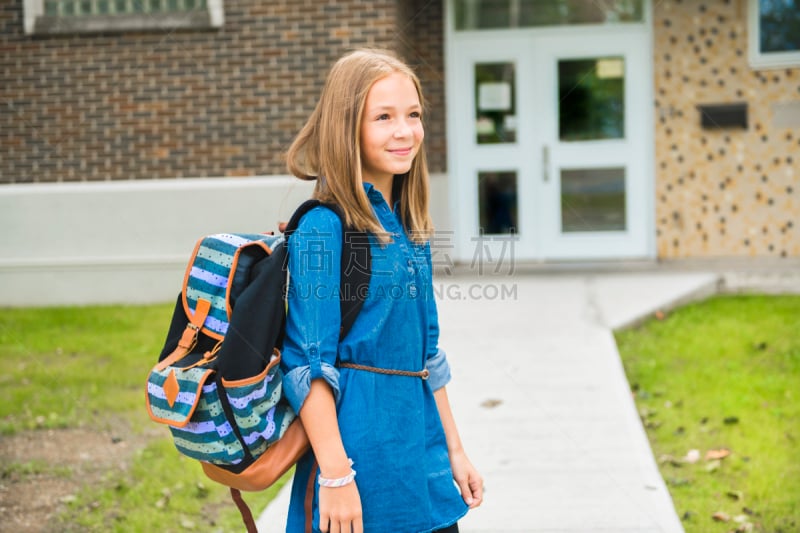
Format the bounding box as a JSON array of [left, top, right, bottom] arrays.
[[370, 193, 424, 301]]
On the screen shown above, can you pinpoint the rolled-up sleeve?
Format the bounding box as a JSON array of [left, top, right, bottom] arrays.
[[425, 347, 452, 392], [423, 242, 452, 391], [281, 207, 343, 414]]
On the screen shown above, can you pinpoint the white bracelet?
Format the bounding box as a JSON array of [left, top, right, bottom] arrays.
[[318, 459, 357, 488]]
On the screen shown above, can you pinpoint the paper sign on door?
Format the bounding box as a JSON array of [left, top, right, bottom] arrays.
[[478, 82, 512, 111]]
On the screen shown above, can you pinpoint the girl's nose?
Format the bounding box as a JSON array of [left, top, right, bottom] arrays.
[[394, 120, 412, 138]]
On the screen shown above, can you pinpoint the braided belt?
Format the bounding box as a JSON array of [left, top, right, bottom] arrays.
[[339, 362, 429, 380]]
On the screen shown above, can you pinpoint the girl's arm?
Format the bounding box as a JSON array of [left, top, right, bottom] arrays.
[[280, 209, 362, 533], [423, 244, 483, 507], [434, 386, 484, 509], [300, 379, 363, 533]]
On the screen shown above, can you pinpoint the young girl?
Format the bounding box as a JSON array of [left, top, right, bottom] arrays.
[[281, 49, 483, 533]]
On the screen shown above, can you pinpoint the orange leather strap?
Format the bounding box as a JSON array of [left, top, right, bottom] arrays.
[[230, 488, 258, 533], [305, 460, 318, 533], [190, 298, 212, 329], [156, 298, 212, 371]]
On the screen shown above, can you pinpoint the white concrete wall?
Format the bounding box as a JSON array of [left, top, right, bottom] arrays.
[[0, 174, 451, 307]]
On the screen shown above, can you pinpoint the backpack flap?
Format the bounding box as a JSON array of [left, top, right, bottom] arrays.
[[182, 233, 282, 342], [145, 365, 216, 428]]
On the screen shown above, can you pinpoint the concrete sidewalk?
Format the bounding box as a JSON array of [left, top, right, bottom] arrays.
[[257, 269, 739, 532]]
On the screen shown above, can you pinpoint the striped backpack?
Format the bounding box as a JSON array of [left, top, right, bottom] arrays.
[[144, 200, 370, 532]]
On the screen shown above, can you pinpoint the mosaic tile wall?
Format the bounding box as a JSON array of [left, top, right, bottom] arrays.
[[654, 0, 799, 258]]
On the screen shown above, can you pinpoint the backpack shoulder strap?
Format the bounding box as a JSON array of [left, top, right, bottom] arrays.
[[284, 200, 371, 340], [283, 199, 323, 236]]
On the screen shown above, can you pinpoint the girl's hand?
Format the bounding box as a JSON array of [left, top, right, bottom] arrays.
[[450, 449, 484, 509], [318, 482, 363, 533]]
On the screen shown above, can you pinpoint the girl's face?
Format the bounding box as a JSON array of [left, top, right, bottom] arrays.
[[360, 72, 424, 186]]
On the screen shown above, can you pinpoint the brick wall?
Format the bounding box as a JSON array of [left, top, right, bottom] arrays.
[[1, 0, 452, 183], [397, 0, 446, 174]]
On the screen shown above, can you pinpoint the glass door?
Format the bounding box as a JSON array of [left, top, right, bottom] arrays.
[[536, 32, 652, 259], [450, 36, 539, 265], [448, 20, 653, 262]]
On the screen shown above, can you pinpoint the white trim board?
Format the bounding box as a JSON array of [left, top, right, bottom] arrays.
[[0, 173, 451, 307], [0, 176, 314, 306]]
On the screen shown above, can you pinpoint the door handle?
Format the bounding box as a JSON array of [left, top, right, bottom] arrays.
[[542, 145, 550, 183]]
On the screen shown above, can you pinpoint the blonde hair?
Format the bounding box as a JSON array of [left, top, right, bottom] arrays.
[[286, 49, 433, 244]]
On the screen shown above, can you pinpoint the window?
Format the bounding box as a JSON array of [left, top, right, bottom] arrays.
[[23, 0, 224, 35], [475, 62, 517, 144], [454, 0, 644, 31], [748, 0, 800, 69]]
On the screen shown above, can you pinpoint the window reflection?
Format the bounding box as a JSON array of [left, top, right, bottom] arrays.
[[561, 167, 626, 232], [475, 63, 517, 144], [759, 0, 800, 53], [479, 171, 518, 234], [559, 57, 625, 141], [455, 0, 644, 30]]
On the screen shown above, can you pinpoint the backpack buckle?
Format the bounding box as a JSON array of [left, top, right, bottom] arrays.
[[182, 340, 222, 371]]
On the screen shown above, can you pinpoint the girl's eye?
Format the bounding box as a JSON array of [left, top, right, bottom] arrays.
[[410, 111, 421, 119], [377, 113, 390, 121]]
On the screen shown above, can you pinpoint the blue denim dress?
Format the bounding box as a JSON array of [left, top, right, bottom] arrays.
[[280, 183, 468, 532]]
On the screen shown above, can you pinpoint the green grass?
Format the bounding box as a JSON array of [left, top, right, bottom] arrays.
[[55, 438, 288, 533], [615, 295, 800, 533], [0, 304, 173, 434], [0, 459, 72, 479], [0, 303, 287, 531]]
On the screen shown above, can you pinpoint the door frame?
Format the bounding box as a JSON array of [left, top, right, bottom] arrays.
[[444, 1, 656, 263]]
